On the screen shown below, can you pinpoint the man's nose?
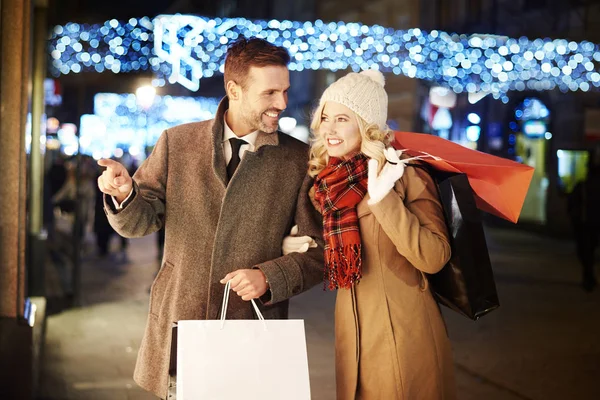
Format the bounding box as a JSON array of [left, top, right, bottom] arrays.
[[274, 93, 287, 111]]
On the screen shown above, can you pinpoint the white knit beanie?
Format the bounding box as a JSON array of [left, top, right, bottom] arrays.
[[319, 69, 388, 130]]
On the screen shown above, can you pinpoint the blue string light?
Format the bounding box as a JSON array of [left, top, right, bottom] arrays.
[[77, 92, 220, 158], [49, 14, 600, 94]]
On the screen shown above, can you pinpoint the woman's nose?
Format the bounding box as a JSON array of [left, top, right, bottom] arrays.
[[321, 120, 333, 131], [321, 126, 334, 136]]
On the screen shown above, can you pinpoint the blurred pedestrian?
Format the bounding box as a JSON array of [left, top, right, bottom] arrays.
[[567, 149, 600, 292], [94, 153, 137, 257], [52, 157, 95, 240]]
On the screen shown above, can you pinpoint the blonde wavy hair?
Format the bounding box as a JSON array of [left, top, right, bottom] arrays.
[[308, 102, 394, 178]]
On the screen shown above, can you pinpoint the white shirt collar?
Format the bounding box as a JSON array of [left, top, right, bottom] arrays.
[[223, 111, 259, 148]]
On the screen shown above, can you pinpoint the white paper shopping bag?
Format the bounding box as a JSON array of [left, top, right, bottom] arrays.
[[176, 281, 311, 399]]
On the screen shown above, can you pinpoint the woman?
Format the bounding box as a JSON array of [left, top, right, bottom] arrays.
[[293, 70, 456, 399]]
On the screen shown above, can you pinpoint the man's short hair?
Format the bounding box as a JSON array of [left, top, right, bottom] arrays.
[[224, 37, 290, 90]]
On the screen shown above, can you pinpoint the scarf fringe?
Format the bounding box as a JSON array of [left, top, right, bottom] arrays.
[[324, 244, 362, 290]]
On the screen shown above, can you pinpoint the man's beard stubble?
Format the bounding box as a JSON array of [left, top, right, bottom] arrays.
[[243, 107, 279, 134]]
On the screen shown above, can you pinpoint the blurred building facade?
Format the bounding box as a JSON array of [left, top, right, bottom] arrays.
[[415, 0, 600, 233], [1, 2, 36, 398], [316, 0, 421, 131]]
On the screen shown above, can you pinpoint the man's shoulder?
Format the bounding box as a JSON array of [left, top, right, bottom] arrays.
[[277, 131, 309, 152], [166, 120, 214, 136], [162, 120, 215, 146]]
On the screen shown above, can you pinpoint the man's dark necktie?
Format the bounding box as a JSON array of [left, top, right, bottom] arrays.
[[227, 138, 245, 181]]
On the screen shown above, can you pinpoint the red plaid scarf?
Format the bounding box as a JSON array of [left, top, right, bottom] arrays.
[[313, 153, 369, 290]]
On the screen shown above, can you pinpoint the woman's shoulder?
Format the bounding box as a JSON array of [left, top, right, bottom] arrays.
[[395, 158, 435, 199]]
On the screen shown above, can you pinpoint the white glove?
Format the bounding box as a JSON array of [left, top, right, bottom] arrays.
[[367, 147, 406, 205], [282, 225, 318, 255]]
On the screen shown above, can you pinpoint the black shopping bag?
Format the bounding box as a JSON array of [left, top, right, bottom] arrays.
[[411, 165, 500, 320]]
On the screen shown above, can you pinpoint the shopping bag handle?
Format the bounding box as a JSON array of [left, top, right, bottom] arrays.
[[220, 281, 266, 329], [393, 148, 442, 162]]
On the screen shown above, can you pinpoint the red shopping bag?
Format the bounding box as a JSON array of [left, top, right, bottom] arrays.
[[393, 131, 535, 223]]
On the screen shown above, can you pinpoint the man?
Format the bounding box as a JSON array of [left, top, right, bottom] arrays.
[[97, 37, 324, 399], [567, 149, 600, 292]]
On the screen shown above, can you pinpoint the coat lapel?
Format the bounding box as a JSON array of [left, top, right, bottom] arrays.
[[211, 97, 281, 187], [212, 96, 279, 187], [211, 98, 229, 188]]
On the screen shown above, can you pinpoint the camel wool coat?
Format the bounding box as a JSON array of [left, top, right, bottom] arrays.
[[334, 165, 457, 400], [104, 98, 324, 399]]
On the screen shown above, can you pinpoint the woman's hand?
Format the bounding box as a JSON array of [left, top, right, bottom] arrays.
[[282, 225, 317, 255], [368, 148, 405, 205]]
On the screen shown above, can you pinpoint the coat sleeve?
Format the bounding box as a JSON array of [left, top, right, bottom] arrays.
[[103, 131, 168, 238], [368, 165, 451, 274], [255, 173, 325, 304]]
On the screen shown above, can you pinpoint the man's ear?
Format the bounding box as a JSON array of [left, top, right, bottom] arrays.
[[226, 80, 241, 100]]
